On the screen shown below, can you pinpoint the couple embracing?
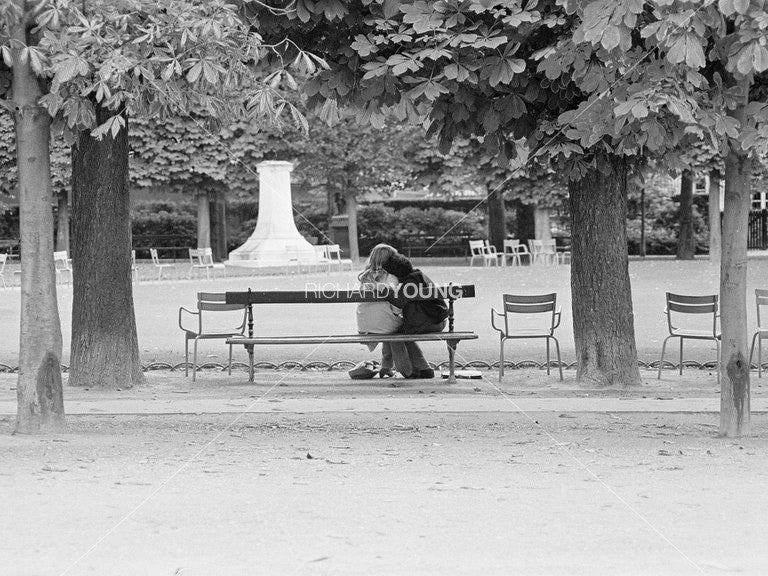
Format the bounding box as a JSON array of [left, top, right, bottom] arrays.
[[356, 244, 448, 379]]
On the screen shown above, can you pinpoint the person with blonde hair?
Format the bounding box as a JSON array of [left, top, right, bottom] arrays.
[[355, 244, 406, 378]]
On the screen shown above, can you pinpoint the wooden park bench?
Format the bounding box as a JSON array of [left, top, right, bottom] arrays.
[[225, 284, 478, 383]]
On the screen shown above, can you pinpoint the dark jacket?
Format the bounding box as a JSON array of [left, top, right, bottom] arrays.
[[389, 269, 448, 333]]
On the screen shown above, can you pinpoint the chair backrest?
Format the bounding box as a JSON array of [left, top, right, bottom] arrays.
[[756, 289, 768, 327], [0, 253, 6, 271], [131, 250, 136, 266], [529, 239, 555, 253], [53, 251, 70, 271], [200, 247, 215, 266], [503, 239, 519, 252], [502, 293, 558, 333], [195, 292, 246, 332], [468, 240, 485, 255], [197, 292, 243, 311], [327, 244, 342, 260], [189, 248, 201, 265], [665, 293, 718, 335], [150, 248, 161, 265], [314, 245, 329, 260]]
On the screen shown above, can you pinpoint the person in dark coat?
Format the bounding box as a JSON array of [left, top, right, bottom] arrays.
[[381, 253, 448, 378]]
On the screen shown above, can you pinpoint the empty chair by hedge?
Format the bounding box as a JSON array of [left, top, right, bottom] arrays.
[[0, 253, 7, 289], [188, 247, 226, 280], [502, 239, 531, 267], [491, 293, 563, 381], [178, 292, 247, 381], [150, 248, 175, 281], [312, 245, 331, 274], [657, 293, 720, 380], [326, 244, 353, 272], [131, 250, 140, 283], [468, 239, 499, 266], [53, 250, 72, 284], [749, 289, 768, 377], [528, 239, 558, 266]]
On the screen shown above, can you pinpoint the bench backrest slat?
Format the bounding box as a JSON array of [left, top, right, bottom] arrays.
[[225, 284, 475, 305]]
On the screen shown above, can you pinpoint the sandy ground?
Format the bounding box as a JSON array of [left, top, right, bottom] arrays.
[[3, 370, 768, 576]]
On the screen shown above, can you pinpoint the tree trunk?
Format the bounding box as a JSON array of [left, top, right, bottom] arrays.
[[11, 15, 65, 433], [197, 192, 211, 249], [709, 169, 722, 263], [719, 81, 751, 437], [56, 191, 70, 254], [676, 170, 696, 260], [210, 191, 227, 261], [639, 186, 646, 257], [69, 105, 143, 389], [569, 153, 640, 386], [487, 186, 506, 251], [346, 188, 359, 263], [514, 202, 535, 244], [533, 207, 552, 241]]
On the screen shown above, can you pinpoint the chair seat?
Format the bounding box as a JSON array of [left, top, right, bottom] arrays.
[[503, 329, 552, 338], [185, 330, 246, 339], [670, 328, 721, 339]]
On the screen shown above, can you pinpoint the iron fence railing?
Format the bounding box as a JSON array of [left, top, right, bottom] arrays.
[[132, 234, 196, 260], [749, 210, 768, 250]]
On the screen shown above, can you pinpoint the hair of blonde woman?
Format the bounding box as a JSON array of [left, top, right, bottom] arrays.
[[358, 243, 397, 283]]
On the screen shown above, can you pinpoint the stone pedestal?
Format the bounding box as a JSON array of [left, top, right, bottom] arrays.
[[227, 161, 315, 268]]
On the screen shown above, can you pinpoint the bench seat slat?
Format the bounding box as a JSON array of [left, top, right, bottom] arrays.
[[227, 332, 478, 345]]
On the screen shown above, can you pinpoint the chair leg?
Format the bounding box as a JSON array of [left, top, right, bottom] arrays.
[[715, 339, 721, 383], [749, 331, 759, 376], [545, 338, 551, 375], [184, 338, 189, 377], [228, 343, 233, 376], [499, 337, 504, 382], [657, 336, 672, 379], [552, 337, 563, 381], [192, 338, 199, 381], [679, 338, 684, 375], [760, 335, 763, 379]]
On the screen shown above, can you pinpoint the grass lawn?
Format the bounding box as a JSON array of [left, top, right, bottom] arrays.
[[0, 256, 766, 373]]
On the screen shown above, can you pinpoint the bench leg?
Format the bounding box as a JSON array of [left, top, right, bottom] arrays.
[[247, 344, 255, 383], [446, 340, 458, 384]]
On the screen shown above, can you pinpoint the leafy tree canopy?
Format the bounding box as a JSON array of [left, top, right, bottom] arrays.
[[255, 0, 768, 180], [0, 0, 315, 138]]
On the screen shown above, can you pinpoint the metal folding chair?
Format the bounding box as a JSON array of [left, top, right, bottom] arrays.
[[749, 289, 768, 377], [491, 293, 563, 381], [657, 293, 720, 380]]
